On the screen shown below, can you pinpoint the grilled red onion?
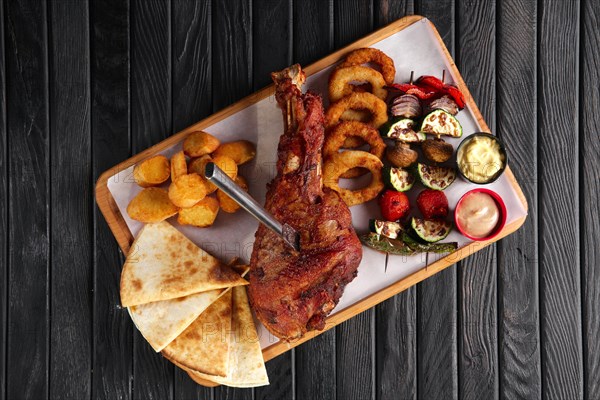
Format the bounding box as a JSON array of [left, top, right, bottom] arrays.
[[391, 94, 422, 119], [427, 95, 459, 115]]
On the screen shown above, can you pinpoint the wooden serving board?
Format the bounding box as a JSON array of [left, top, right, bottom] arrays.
[[96, 15, 527, 385]]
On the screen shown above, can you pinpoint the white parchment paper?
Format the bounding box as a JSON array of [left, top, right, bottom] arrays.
[[107, 18, 527, 349]]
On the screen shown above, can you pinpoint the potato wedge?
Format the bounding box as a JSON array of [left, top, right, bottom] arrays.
[[189, 155, 217, 195], [133, 155, 170, 187], [217, 176, 248, 213], [177, 196, 220, 227], [212, 140, 256, 165], [212, 155, 238, 180], [183, 131, 220, 157], [170, 151, 188, 182], [168, 173, 207, 208], [127, 187, 178, 223]]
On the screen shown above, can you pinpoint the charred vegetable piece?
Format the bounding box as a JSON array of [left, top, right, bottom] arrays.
[[381, 118, 425, 142], [420, 109, 463, 138], [421, 138, 454, 163], [427, 95, 459, 116], [417, 189, 449, 219], [411, 217, 452, 243], [401, 231, 457, 253], [416, 75, 466, 109], [383, 166, 415, 192], [443, 85, 465, 109], [379, 189, 411, 221], [416, 75, 445, 90], [369, 219, 403, 239], [417, 163, 457, 190], [387, 142, 419, 168], [360, 233, 415, 256], [391, 94, 422, 118], [387, 83, 441, 100]]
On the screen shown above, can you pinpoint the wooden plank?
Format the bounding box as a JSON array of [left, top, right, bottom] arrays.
[[130, 0, 174, 398], [375, 284, 416, 399], [170, 0, 214, 397], [417, 268, 457, 400], [374, 0, 413, 26], [293, 0, 333, 66], [211, 2, 253, 399], [296, 332, 335, 399], [252, 1, 294, 399], [496, 0, 540, 398], [255, 357, 293, 400], [336, 312, 374, 399], [414, 2, 457, 399], [172, 0, 212, 133], [95, 15, 527, 373], [91, 0, 134, 398], [252, 0, 292, 89], [5, 0, 49, 398], [580, 0, 600, 398], [91, 0, 133, 398], [333, 2, 374, 399], [0, 0, 6, 397], [292, 2, 335, 400], [538, 0, 583, 398], [334, 0, 373, 48], [372, 4, 417, 400], [456, 0, 498, 398], [212, 0, 252, 112], [48, 0, 92, 398]]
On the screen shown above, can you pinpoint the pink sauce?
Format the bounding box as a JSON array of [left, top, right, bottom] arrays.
[[456, 192, 499, 238]]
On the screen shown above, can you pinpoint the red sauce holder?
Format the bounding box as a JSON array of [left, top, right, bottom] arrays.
[[454, 188, 507, 241]]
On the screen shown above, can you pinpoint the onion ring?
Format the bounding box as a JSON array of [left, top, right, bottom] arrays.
[[338, 48, 396, 85], [329, 66, 387, 102], [336, 109, 371, 149], [323, 121, 385, 178], [323, 151, 384, 207], [325, 92, 388, 131]]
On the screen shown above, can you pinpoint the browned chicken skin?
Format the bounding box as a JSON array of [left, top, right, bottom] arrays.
[[248, 65, 363, 341]]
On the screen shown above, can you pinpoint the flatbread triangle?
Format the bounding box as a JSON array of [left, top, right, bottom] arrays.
[[128, 286, 230, 353], [161, 290, 233, 376], [120, 221, 247, 307], [181, 285, 269, 387]]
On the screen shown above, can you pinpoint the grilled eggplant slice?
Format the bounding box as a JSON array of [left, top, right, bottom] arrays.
[[381, 118, 426, 142], [383, 167, 415, 192], [420, 109, 463, 138], [411, 217, 452, 243], [417, 163, 456, 190], [369, 219, 403, 239]]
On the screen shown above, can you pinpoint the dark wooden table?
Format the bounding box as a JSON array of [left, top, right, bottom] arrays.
[[1, 0, 598, 399]]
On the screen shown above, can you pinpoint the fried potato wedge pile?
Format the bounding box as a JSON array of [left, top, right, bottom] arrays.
[[126, 131, 256, 227]]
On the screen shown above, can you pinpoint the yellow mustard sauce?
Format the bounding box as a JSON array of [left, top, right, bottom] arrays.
[[457, 136, 505, 183], [457, 192, 499, 238]]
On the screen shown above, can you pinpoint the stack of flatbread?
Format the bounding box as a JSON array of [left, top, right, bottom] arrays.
[[120, 221, 269, 387]]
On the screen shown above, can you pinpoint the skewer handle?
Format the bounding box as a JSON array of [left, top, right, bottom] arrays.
[[204, 162, 300, 251]]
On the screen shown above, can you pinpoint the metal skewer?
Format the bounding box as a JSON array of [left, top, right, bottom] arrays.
[[204, 162, 301, 252]]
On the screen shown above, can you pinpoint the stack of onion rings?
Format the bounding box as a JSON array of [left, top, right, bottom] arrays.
[[338, 48, 396, 85], [325, 92, 388, 130], [328, 66, 387, 102], [323, 151, 384, 207], [321, 47, 394, 206], [323, 121, 385, 178]]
